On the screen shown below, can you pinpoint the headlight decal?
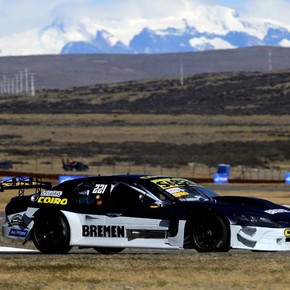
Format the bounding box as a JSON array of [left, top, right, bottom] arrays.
[[265, 209, 290, 215], [235, 214, 279, 227]]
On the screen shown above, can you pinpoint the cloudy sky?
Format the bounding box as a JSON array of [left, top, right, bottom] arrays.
[[1, 0, 290, 37], [0, 0, 290, 55]]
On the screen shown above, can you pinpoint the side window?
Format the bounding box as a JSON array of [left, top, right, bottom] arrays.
[[75, 181, 110, 205], [74, 182, 93, 196], [110, 183, 142, 207]]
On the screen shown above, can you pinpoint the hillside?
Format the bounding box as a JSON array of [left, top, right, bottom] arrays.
[[0, 46, 290, 90], [1, 69, 290, 115]]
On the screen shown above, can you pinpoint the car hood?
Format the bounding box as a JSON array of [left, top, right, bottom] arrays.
[[213, 195, 290, 222], [213, 195, 282, 208]]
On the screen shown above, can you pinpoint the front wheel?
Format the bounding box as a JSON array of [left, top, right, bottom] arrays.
[[32, 212, 72, 254], [192, 213, 230, 252]]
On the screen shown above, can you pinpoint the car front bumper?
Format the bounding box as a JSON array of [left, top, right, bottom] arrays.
[[231, 225, 290, 251]]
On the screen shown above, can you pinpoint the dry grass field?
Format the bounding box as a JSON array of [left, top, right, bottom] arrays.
[[1, 250, 290, 290], [2, 113, 290, 179]]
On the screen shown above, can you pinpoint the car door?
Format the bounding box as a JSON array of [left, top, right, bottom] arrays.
[[68, 180, 112, 246], [104, 182, 180, 249]]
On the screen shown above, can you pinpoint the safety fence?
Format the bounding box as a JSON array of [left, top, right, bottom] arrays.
[[1, 160, 290, 183]]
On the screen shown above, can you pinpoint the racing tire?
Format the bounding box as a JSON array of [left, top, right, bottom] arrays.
[[32, 212, 72, 254], [94, 247, 125, 255], [192, 212, 230, 252]]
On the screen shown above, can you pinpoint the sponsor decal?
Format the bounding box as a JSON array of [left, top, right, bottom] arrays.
[[166, 187, 183, 194], [151, 178, 178, 190], [37, 196, 68, 205], [41, 190, 63, 197], [151, 178, 195, 190], [92, 184, 108, 194], [265, 209, 290, 215], [9, 229, 28, 238], [171, 191, 189, 198], [166, 187, 189, 197], [284, 229, 290, 237], [10, 214, 23, 226], [10, 214, 28, 228], [82, 225, 125, 238]]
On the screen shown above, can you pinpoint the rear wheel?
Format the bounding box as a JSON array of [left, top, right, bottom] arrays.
[[192, 213, 230, 252], [94, 247, 125, 254], [32, 212, 72, 254]]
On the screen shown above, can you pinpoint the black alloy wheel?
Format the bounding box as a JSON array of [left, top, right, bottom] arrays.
[[192, 213, 230, 252], [32, 212, 72, 254]]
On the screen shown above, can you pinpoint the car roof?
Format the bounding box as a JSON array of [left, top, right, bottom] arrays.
[[53, 174, 188, 190]]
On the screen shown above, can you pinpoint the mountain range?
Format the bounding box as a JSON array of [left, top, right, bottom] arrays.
[[61, 25, 290, 55], [55, 8, 290, 55]]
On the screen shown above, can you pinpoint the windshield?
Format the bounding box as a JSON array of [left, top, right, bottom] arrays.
[[149, 177, 219, 201]]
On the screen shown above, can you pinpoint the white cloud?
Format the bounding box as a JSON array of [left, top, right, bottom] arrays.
[[0, 0, 290, 56], [240, 0, 290, 26], [280, 39, 290, 47], [0, 29, 52, 55], [0, 0, 91, 37], [189, 36, 236, 50], [1, 0, 290, 38]]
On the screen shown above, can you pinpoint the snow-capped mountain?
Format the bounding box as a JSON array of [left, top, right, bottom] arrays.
[[61, 30, 130, 54], [58, 7, 290, 55], [1, 3, 290, 56], [60, 22, 290, 55]]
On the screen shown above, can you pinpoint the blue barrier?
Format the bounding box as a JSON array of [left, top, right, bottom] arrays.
[[2, 176, 29, 181], [59, 175, 87, 183], [285, 172, 290, 184], [217, 164, 231, 176], [214, 164, 231, 184], [213, 173, 229, 184]]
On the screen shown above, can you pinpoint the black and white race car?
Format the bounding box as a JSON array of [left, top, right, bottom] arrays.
[[1, 175, 290, 254]]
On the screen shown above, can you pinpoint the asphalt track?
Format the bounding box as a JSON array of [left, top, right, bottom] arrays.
[[0, 246, 274, 255], [0, 246, 38, 253]]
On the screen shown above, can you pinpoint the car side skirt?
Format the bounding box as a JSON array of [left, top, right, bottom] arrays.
[[62, 211, 185, 249]]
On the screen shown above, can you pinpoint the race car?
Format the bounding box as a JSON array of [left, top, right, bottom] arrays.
[[62, 159, 89, 172], [2, 175, 290, 254]]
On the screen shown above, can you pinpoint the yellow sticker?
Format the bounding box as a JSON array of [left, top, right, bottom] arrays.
[[172, 191, 189, 198], [37, 196, 68, 205], [151, 178, 179, 190]]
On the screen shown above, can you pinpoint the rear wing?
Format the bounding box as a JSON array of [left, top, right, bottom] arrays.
[[0, 176, 52, 196]]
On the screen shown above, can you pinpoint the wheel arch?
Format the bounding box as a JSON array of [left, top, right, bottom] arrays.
[[32, 208, 72, 253], [183, 207, 231, 249]]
